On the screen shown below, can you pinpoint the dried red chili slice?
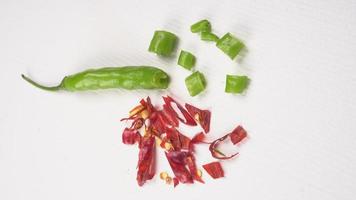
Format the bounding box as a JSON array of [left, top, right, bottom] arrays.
[[163, 96, 197, 126], [162, 104, 180, 127], [230, 125, 247, 145], [122, 128, 141, 145], [165, 151, 193, 184], [166, 128, 181, 151], [173, 177, 179, 187], [137, 135, 156, 186], [202, 162, 224, 179], [186, 154, 204, 183], [178, 132, 191, 150], [209, 133, 239, 160], [149, 111, 166, 135], [191, 132, 207, 144], [185, 103, 211, 133]]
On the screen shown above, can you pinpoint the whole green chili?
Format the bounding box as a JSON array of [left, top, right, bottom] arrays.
[[22, 66, 170, 91]]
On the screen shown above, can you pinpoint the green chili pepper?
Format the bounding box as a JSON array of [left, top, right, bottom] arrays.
[[216, 33, 245, 60], [190, 19, 211, 33], [201, 32, 219, 42], [185, 71, 206, 96], [22, 66, 170, 91], [148, 30, 178, 56], [178, 50, 196, 70], [225, 75, 249, 93]]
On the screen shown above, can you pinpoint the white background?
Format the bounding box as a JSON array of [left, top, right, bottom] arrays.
[[1, 0, 356, 199]]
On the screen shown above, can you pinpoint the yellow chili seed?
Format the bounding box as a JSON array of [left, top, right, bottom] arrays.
[[165, 177, 172, 184], [197, 169, 202, 177], [164, 142, 173, 150], [160, 172, 168, 180]]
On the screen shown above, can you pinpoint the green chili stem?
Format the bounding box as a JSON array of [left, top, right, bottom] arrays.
[[21, 74, 62, 91]]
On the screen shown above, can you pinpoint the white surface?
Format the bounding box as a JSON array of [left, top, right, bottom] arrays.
[[1, 0, 356, 199]]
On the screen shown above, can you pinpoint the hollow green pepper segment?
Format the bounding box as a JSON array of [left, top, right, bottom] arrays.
[[201, 32, 219, 42], [178, 50, 196, 70], [22, 66, 170, 91], [185, 71, 206, 96], [191, 19, 211, 33], [148, 30, 178, 56], [225, 75, 249, 94], [216, 33, 245, 60]]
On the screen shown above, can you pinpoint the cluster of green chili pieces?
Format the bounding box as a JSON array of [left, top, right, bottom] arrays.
[[22, 19, 249, 96]]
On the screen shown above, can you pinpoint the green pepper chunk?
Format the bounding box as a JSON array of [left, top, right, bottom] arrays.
[[201, 32, 219, 42], [178, 50, 196, 70], [21, 66, 170, 91], [216, 33, 244, 60], [148, 30, 177, 56], [185, 71, 206, 96], [191, 19, 211, 33], [225, 75, 249, 93]]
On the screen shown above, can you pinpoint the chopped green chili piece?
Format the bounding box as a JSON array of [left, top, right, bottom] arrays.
[[191, 19, 211, 33], [185, 71, 206, 96], [216, 33, 244, 60], [178, 50, 196, 70], [225, 75, 249, 94], [201, 32, 219, 42], [148, 30, 177, 56]]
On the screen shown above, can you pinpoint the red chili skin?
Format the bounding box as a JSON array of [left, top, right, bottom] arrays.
[[122, 128, 141, 145], [230, 125, 247, 144], [165, 151, 193, 184], [203, 162, 224, 179], [186, 154, 204, 183], [208, 125, 247, 159], [185, 103, 211, 133], [163, 96, 197, 126], [137, 135, 156, 186], [209, 133, 239, 160]]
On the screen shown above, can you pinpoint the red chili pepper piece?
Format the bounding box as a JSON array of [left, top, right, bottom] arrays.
[[163, 96, 197, 126], [166, 128, 181, 151], [178, 132, 191, 150], [122, 128, 141, 145], [203, 162, 224, 179], [209, 133, 239, 160], [165, 151, 193, 184], [191, 132, 207, 144], [137, 135, 156, 186], [186, 154, 204, 183], [149, 111, 166, 135], [162, 104, 180, 127], [230, 125, 247, 145], [173, 177, 179, 187], [185, 103, 211, 133]]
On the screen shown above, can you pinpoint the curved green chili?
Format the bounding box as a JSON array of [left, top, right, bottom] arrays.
[[22, 66, 170, 91]]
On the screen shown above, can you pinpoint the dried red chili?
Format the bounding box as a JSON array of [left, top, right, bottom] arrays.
[[122, 128, 141, 145], [230, 125, 247, 145], [209, 125, 247, 160], [203, 162, 224, 179], [137, 135, 156, 186], [185, 103, 211, 133], [186, 154, 204, 183], [163, 96, 197, 126], [165, 151, 193, 184], [121, 96, 248, 187]]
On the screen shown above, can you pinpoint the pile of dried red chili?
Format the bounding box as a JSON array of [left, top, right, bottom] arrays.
[[121, 96, 247, 187]]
